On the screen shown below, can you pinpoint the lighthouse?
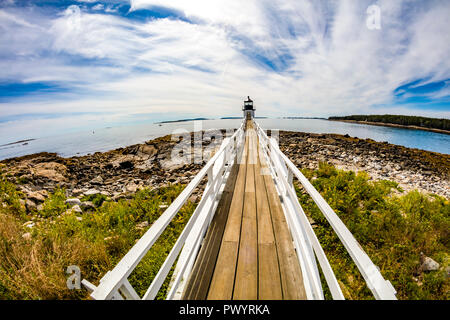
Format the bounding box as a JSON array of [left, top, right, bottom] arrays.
[[242, 96, 255, 120]]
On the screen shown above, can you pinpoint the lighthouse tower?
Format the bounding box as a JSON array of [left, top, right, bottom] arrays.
[[242, 96, 255, 120]]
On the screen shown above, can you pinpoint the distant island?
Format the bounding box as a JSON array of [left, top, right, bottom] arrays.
[[0, 139, 36, 147], [281, 117, 327, 120], [329, 114, 450, 135], [155, 118, 210, 124]]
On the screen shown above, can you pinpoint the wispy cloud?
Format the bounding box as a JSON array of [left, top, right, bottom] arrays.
[[0, 0, 449, 139]]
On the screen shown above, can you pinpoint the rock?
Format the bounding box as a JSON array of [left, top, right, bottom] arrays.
[[72, 188, 85, 197], [137, 145, 157, 158], [420, 253, 440, 272], [100, 191, 110, 197], [25, 199, 37, 211], [124, 182, 138, 193], [71, 205, 83, 214], [160, 157, 186, 171], [188, 195, 198, 203], [65, 198, 82, 206], [26, 190, 47, 203], [23, 221, 35, 228], [80, 201, 96, 210], [91, 175, 104, 185], [84, 189, 100, 196], [31, 162, 67, 182], [104, 235, 119, 242], [112, 155, 136, 169], [136, 221, 149, 230], [22, 232, 32, 241]]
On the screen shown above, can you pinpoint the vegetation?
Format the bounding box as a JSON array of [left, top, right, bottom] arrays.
[[0, 165, 195, 299], [1, 161, 448, 300], [329, 114, 450, 131], [295, 162, 449, 300]]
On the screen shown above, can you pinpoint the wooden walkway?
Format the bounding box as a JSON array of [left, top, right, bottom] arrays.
[[182, 120, 306, 300]]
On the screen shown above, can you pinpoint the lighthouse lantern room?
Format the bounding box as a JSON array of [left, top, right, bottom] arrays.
[[243, 96, 255, 120]]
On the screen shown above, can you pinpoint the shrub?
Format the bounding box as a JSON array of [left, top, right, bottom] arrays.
[[296, 162, 449, 300]]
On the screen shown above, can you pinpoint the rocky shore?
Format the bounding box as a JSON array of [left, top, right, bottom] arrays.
[[1, 130, 448, 213]]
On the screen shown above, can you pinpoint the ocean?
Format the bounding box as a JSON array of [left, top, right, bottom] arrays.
[[0, 118, 448, 160]]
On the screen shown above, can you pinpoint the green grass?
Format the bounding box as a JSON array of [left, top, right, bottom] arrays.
[[295, 162, 449, 300], [0, 164, 195, 299], [0, 162, 448, 300]]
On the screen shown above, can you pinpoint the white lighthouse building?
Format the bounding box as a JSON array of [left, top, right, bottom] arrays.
[[242, 96, 255, 120]]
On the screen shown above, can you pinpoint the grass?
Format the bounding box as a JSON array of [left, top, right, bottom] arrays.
[[0, 161, 448, 300], [295, 162, 449, 300], [0, 163, 195, 299]]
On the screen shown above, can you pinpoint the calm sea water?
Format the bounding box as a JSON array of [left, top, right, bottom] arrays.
[[0, 118, 448, 160]]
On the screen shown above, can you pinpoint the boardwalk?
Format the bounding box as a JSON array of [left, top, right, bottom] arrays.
[[182, 120, 306, 300], [84, 115, 397, 301]]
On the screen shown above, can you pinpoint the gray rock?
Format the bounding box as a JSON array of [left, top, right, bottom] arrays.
[[80, 201, 96, 210], [421, 255, 440, 272], [25, 199, 37, 211], [91, 175, 104, 185], [65, 198, 82, 206], [72, 188, 85, 197], [26, 190, 47, 203], [71, 205, 83, 214], [136, 221, 149, 230], [123, 182, 138, 193], [84, 189, 100, 196]]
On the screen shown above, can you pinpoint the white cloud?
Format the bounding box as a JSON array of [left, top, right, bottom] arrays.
[[0, 0, 449, 139], [92, 4, 104, 11]]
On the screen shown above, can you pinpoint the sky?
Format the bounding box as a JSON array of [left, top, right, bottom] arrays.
[[0, 0, 449, 141]]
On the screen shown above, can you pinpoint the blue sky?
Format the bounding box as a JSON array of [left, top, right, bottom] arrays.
[[0, 0, 449, 140]]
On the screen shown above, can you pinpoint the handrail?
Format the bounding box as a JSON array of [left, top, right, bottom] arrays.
[[254, 121, 397, 300], [85, 122, 245, 300]]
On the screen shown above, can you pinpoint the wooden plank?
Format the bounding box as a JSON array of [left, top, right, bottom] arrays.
[[233, 159, 257, 300], [181, 162, 240, 300], [255, 138, 283, 300], [207, 130, 249, 300], [263, 169, 307, 300]]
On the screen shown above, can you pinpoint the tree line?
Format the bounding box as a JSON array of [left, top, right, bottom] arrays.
[[329, 114, 450, 131]]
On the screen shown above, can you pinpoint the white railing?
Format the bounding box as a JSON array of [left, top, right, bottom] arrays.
[[82, 123, 245, 300], [254, 121, 397, 300]]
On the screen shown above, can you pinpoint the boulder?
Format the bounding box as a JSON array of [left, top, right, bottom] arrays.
[[123, 182, 138, 193], [137, 145, 157, 159], [25, 190, 47, 203], [80, 201, 96, 210], [111, 155, 137, 169], [160, 157, 186, 171], [65, 198, 82, 206], [84, 189, 100, 196], [420, 253, 440, 272], [25, 199, 37, 211], [32, 162, 67, 182], [91, 175, 104, 185], [71, 205, 83, 214]]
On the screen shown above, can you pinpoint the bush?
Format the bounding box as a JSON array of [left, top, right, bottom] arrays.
[[0, 182, 196, 300], [296, 162, 449, 300]]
